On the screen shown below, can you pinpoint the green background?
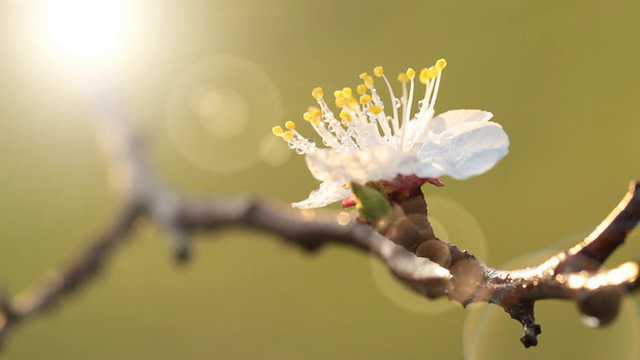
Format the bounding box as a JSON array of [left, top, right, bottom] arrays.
[[1, 0, 640, 359]]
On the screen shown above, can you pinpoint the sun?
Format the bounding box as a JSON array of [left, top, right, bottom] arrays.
[[44, 0, 125, 57]]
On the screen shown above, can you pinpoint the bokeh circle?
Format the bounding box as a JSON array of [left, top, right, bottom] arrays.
[[165, 54, 285, 172]]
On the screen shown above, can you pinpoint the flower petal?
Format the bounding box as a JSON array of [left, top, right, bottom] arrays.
[[292, 181, 351, 209], [426, 109, 494, 135], [307, 146, 419, 184], [417, 121, 509, 179], [305, 149, 348, 183]]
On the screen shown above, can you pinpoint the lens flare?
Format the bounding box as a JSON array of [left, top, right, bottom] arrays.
[[165, 55, 283, 173]]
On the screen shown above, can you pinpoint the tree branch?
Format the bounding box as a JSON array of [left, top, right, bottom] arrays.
[[0, 116, 639, 349]]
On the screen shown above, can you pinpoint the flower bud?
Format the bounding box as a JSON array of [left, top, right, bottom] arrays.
[[351, 182, 392, 226]]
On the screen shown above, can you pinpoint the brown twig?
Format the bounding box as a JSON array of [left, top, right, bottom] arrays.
[[0, 116, 639, 349]]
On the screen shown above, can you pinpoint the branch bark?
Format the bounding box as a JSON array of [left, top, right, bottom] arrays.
[[0, 116, 639, 349]]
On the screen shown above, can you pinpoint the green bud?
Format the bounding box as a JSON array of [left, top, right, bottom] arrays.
[[351, 182, 393, 224]]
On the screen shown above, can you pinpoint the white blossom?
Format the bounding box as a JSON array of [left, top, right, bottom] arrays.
[[273, 59, 509, 209]]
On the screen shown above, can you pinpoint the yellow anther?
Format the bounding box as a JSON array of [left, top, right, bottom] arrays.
[[346, 97, 358, 109], [303, 106, 321, 124], [335, 97, 347, 108], [304, 106, 321, 118], [406, 68, 416, 80], [311, 87, 324, 100], [435, 58, 447, 71], [334, 89, 344, 99], [342, 87, 353, 98], [356, 84, 367, 95], [285, 121, 296, 130], [339, 108, 352, 121], [373, 66, 384, 77], [368, 104, 383, 115], [397, 72, 409, 83], [359, 72, 374, 88], [359, 94, 372, 104], [282, 131, 294, 141], [419, 67, 434, 84], [272, 126, 284, 136]]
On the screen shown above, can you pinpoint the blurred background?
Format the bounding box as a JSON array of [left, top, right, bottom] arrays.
[[1, 0, 640, 359]]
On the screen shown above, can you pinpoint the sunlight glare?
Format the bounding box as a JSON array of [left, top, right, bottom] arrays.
[[44, 0, 124, 57]]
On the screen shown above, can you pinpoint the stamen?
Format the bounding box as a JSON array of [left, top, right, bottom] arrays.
[[312, 87, 324, 100], [282, 131, 294, 141], [401, 68, 416, 150], [405, 59, 447, 149], [405, 68, 416, 80], [314, 97, 355, 151], [396, 74, 409, 149], [285, 59, 448, 159], [430, 66, 444, 110], [339, 108, 352, 121], [423, 66, 436, 105], [359, 94, 372, 104], [397, 73, 410, 83], [368, 105, 383, 114], [363, 81, 394, 144], [419, 67, 434, 84], [303, 106, 321, 125], [346, 97, 358, 109], [377, 69, 400, 145], [285, 121, 296, 130], [359, 72, 374, 89]]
